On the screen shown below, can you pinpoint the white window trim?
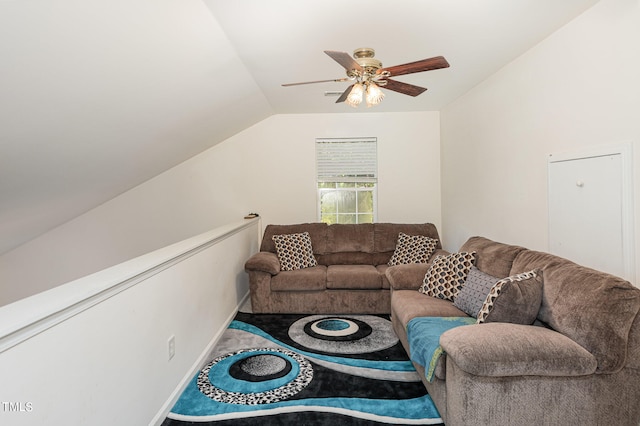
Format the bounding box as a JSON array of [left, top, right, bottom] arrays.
[[316, 183, 378, 223], [315, 137, 378, 223]]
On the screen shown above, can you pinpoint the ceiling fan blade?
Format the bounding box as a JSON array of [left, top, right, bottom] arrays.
[[282, 77, 350, 87], [335, 84, 354, 103], [379, 56, 449, 77], [382, 79, 428, 97], [325, 50, 363, 72]]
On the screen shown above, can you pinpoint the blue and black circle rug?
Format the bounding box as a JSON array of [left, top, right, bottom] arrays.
[[163, 312, 443, 425]]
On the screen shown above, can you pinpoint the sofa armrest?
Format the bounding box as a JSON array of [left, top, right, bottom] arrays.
[[386, 249, 450, 290], [244, 252, 280, 275], [386, 264, 430, 290], [440, 323, 597, 377]]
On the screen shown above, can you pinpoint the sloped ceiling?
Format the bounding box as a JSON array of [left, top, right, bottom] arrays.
[[0, 0, 599, 255]]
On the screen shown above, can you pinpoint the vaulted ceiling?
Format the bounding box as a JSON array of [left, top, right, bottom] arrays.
[[0, 0, 599, 255]]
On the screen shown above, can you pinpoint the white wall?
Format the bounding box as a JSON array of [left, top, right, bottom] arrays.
[[0, 220, 258, 426], [0, 111, 441, 305], [440, 0, 640, 284], [0, 0, 272, 256]]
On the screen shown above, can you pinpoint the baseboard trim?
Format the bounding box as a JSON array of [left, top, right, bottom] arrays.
[[149, 291, 250, 426]]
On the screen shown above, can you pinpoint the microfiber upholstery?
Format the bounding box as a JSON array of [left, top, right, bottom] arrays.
[[261, 223, 329, 254], [374, 223, 442, 253], [386, 249, 450, 291], [511, 249, 640, 373], [440, 323, 597, 377], [244, 251, 280, 275], [246, 222, 441, 314], [388, 235, 640, 426], [325, 223, 374, 253], [270, 266, 327, 292], [475, 269, 543, 325], [327, 265, 382, 290], [460, 236, 526, 278]]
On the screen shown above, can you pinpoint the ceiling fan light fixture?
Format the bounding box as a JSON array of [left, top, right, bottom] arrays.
[[345, 82, 364, 107], [365, 82, 384, 107], [283, 48, 447, 107]]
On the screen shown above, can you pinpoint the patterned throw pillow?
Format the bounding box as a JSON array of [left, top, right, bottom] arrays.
[[419, 252, 476, 301], [476, 269, 543, 324], [388, 232, 439, 266], [272, 232, 318, 271], [454, 266, 501, 317]]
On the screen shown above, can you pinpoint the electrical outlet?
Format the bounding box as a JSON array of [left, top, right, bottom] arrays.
[[168, 335, 176, 360]]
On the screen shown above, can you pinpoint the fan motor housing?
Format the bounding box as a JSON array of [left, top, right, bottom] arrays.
[[353, 48, 382, 72]]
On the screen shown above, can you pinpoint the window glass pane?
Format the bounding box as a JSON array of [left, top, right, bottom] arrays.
[[320, 191, 338, 215], [316, 138, 377, 223], [337, 190, 356, 213], [318, 183, 376, 224], [322, 214, 337, 224], [358, 213, 373, 223], [357, 190, 373, 212], [337, 214, 357, 224]]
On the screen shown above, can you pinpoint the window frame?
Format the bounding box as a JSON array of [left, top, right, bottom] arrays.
[[315, 137, 378, 224]]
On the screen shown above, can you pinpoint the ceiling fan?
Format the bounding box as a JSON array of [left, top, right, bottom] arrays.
[[282, 48, 450, 107]]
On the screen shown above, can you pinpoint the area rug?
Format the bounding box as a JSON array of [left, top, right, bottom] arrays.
[[162, 312, 443, 425]]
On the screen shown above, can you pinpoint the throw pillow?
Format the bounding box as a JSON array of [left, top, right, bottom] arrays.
[[388, 232, 439, 266], [272, 232, 318, 271], [476, 269, 543, 325], [419, 252, 476, 301], [454, 266, 501, 317]]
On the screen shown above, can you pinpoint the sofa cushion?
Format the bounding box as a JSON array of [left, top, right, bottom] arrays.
[[419, 252, 476, 301], [386, 249, 450, 291], [388, 232, 438, 266], [261, 223, 328, 254], [376, 265, 391, 289], [440, 322, 597, 377], [511, 249, 640, 373], [373, 223, 442, 253], [327, 265, 382, 290], [270, 265, 327, 292], [454, 266, 500, 317], [460, 236, 526, 278], [316, 252, 375, 266], [391, 290, 468, 330], [476, 269, 543, 325], [272, 232, 318, 271], [326, 223, 374, 253]]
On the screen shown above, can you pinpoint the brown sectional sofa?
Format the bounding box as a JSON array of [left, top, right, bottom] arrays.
[[244, 222, 442, 314], [388, 236, 640, 426]]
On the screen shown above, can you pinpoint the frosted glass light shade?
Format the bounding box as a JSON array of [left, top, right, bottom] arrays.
[[345, 83, 364, 107], [365, 83, 384, 107]]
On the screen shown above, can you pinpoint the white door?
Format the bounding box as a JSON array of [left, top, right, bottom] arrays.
[[548, 153, 625, 278]]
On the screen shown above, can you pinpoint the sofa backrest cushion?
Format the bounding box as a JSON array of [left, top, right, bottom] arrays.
[[511, 249, 640, 373], [325, 223, 375, 253], [262, 223, 441, 266], [373, 223, 442, 253], [460, 236, 526, 278], [261, 223, 328, 254]]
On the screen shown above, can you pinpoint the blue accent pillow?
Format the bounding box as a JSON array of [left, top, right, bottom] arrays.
[[454, 266, 500, 318]]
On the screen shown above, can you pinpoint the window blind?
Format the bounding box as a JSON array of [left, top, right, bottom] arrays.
[[316, 137, 377, 182]]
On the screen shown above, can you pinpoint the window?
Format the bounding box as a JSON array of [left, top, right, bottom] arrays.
[[316, 137, 377, 224]]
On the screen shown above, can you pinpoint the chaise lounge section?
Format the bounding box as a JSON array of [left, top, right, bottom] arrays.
[[388, 236, 640, 426]]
